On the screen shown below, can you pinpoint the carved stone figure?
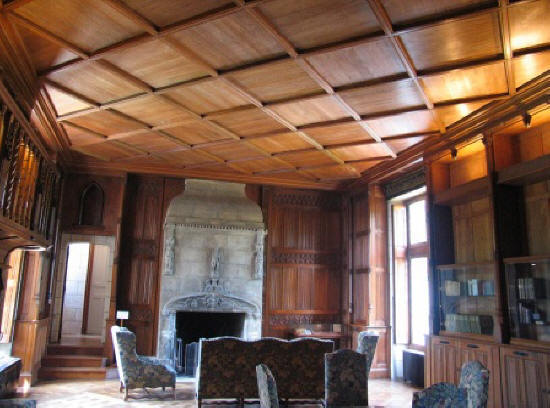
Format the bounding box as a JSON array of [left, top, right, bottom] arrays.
[[210, 247, 223, 278], [163, 224, 175, 275], [254, 230, 265, 279]]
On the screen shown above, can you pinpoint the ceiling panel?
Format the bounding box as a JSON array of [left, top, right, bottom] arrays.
[[165, 79, 250, 115], [513, 50, 550, 90], [382, 0, 494, 26], [385, 134, 429, 153], [45, 84, 93, 116], [66, 110, 144, 136], [436, 99, 495, 127], [258, 0, 381, 50], [330, 143, 391, 161], [15, 0, 143, 53], [157, 149, 214, 166], [420, 61, 508, 102], [121, 132, 181, 153], [280, 150, 337, 167], [306, 164, 358, 180], [63, 123, 103, 147], [400, 12, 502, 70], [104, 39, 210, 88], [119, 0, 233, 28], [162, 121, 230, 145], [365, 110, 438, 137], [236, 157, 291, 173], [47, 62, 144, 104], [112, 95, 191, 126], [306, 39, 406, 88], [339, 78, 425, 115], [16, 25, 78, 73], [270, 95, 350, 127], [202, 142, 266, 161], [170, 11, 286, 70], [509, 0, 550, 51], [210, 108, 287, 136], [72, 141, 136, 161], [349, 160, 383, 173], [305, 121, 374, 145], [247, 132, 313, 154], [226, 60, 323, 103]]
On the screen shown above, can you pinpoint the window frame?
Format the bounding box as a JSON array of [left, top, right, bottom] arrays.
[[392, 194, 429, 351]]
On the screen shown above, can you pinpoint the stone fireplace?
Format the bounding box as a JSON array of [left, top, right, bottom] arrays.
[[157, 179, 265, 363]]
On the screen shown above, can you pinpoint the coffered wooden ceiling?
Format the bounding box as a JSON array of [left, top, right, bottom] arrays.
[[2, 0, 550, 189]]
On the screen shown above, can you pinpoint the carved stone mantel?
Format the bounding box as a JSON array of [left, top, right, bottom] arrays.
[[157, 179, 265, 360]]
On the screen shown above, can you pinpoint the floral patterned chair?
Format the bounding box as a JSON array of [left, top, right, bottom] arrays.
[[111, 326, 176, 401], [412, 360, 489, 408], [324, 349, 368, 407], [356, 331, 379, 376], [256, 364, 279, 408]]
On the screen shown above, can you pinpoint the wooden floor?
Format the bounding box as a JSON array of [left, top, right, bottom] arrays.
[[28, 379, 419, 408]]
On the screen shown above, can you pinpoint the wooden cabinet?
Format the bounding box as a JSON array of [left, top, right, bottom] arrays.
[[430, 336, 459, 384], [458, 340, 501, 408], [500, 346, 549, 408]]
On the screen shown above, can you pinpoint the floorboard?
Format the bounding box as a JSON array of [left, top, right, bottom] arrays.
[[28, 379, 419, 407]]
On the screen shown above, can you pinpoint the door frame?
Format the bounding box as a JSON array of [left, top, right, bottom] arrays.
[[50, 233, 116, 343]]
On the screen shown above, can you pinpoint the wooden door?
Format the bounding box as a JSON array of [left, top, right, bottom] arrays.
[[430, 336, 459, 384], [458, 340, 501, 408], [500, 346, 548, 408]]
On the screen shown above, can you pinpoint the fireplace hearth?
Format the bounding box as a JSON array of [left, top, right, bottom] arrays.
[[175, 311, 245, 375], [157, 180, 265, 364]]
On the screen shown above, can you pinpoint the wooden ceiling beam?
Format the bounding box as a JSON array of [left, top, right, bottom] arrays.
[[367, 0, 447, 136], [240, 9, 395, 168], [498, 0, 515, 96]]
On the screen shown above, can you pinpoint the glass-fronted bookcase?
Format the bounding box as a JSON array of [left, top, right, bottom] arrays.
[[505, 257, 550, 343], [437, 263, 496, 337]]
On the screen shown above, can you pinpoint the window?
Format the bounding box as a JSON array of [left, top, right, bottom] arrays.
[[391, 190, 429, 349]]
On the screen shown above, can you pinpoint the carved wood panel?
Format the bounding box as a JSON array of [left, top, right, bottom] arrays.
[[118, 175, 165, 355], [264, 188, 343, 337]]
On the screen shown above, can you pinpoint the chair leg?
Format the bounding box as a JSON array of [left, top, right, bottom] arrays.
[[198, 397, 202, 408], [123, 388, 128, 401], [173, 386, 176, 400], [119, 382, 123, 393]]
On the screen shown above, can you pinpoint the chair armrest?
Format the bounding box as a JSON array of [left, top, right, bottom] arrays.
[[413, 383, 467, 408], [138, 356, 172, 367]]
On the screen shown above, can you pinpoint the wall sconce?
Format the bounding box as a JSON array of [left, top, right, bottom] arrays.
[[523, 112, 532, 128], [450, 147, 458, 161], [116, 310, 129, 327]]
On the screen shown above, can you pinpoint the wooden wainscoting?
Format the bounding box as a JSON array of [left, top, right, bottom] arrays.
[[263, 187, 344, 338]]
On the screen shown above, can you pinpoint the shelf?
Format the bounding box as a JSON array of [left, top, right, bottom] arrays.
[[498, 154, 550, 185], [444, 295, 495, 298], [433, 177, 491, 206], [437, 261, 495, 270], [503, 255, 550, 264]]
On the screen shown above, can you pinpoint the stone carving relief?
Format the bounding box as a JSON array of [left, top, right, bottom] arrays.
[[163, 223, 175, 275], [254, 230, 265, 280]]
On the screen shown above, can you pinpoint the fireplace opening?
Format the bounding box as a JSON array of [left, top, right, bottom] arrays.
[[175, 311, 246, 376]]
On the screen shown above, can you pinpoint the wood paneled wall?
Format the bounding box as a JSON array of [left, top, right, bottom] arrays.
[[12, 252, 50, 386], [263, 187, 343, 338], [60, 173, 125, 236], [348, 184, 390, 378], [117, 175, 184, 355]]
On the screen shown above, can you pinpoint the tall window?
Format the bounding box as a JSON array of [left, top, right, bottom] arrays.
[[392, 190, 429, 349]]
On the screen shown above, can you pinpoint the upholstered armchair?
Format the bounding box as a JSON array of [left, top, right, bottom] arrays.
[[412, 360, 489, 408], [256, 364, 279, 408], [324, 349, 368, 407], [356, 331, 379, 376], [111, 326, 176, 401]]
